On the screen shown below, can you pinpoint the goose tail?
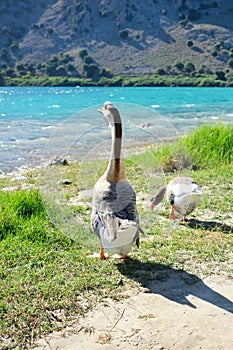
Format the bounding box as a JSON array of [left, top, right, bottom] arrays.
[[150, 184, 167, 209]]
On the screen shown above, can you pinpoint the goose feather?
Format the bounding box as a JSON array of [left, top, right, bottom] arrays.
[[91, 102, 142, 258], [151, 176, 202, 220]]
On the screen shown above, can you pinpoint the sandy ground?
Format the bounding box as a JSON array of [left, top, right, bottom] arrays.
[[35, 273, 233, 350]]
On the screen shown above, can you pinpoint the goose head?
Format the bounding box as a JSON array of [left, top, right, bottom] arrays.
[[98, 101, 121, 127], [168, 191, 175, 205]]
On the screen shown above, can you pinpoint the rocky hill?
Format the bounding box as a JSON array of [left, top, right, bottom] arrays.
[[1, 0, 233, 77]]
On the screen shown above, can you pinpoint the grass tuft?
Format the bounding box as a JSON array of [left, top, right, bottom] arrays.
[[150, 124, 233, 171], [183, 123, 233, 168]]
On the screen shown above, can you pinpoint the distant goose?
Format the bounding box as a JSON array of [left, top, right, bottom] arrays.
[[91, 102, 143, 259], [150, 177, 202, 220]]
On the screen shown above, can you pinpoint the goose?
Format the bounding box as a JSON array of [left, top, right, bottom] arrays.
[[150, 177, 202, 220], [91, 102, 143, 259]]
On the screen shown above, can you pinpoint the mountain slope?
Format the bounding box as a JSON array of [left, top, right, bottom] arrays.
[[1, 0, 233, 76]]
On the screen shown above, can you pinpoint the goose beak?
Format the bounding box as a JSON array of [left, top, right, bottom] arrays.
[[98, 107, 109, 126]]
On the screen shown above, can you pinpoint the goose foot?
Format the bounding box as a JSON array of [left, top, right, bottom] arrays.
[[169, 205, 176, 220], [100, 254, 108, 260], [100, 245, 108, 260]]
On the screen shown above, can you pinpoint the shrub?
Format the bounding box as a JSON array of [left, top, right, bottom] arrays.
[[50, 56, 59, 63], [83, 55, 95, 64], [5, 68, 15, 77], [175, 61, 184, 71], [211, 49, 218, 57], [16, 63, 26, 75], [1, 63, 8, 70], [0, 48, 8, 59], [36, 63, 43, 71], [78, 49, 88, 59], [67, 63, 76, 71], [184, 62, 195, 73], [0, 74, 4, 85], [179, 13, 186, 20], [10, 41, 19, 51], [60, 54, 71, 65], [119, 30, 129, 40], [186, 40, 193, 47], [100, 68, 112, 78], [31, 23, 39, 30], [156, 68, 167, 75], [45, 62, 58, 76], [215, 70, 226, 81], [227, 58, 233, 69], [213, 42, 222, 51], [99, 9, 111, 17], [179, 18, 188, 27], [187, 9, 201, 21], [198, 66, 205, 74], [46, 27, 54, 37], [83, 63, 100, 79], [56, 66, 67, 76]]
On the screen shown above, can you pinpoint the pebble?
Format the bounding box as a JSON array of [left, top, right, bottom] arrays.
[[59, 179, 72, 185]]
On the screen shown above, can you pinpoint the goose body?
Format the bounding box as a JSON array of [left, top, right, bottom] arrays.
[[150, 177, 202, 220], [91, 102, 142, 258]]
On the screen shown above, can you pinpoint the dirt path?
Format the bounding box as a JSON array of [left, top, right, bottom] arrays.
[[35, 274, 233, 350]]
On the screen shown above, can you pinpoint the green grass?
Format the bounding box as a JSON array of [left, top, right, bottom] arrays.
[[183, 123, 233, 167], [149, 123, 233, 171], [0, 124, 233, 349], [3, 73, 233, 87], [0, 191, 123, 348]]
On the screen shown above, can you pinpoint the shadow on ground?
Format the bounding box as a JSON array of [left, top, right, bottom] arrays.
[[117, 259, 233, 314], [182, 218, 233, 234]]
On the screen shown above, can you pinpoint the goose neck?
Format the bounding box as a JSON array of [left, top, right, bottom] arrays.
[[107, 119, 125, 182]]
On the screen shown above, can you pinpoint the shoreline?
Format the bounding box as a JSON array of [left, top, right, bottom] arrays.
[[3, 73, 233, 87], [1, 86, 233, 176], [0, 135, 177, 179]]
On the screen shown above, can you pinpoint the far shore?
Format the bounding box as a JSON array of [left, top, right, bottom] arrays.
[[2, 72, 233, 87]]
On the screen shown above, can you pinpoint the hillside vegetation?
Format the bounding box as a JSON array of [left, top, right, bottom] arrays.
[[1, 0, 233, 85]]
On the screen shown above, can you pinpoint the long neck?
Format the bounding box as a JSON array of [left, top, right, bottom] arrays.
[[106, 112, 125, 183]]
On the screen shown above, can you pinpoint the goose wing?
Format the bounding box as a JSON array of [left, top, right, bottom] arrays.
[[167, 177, 202, 197], [91, 178, 142, 242], [167, 177, 202, 215]]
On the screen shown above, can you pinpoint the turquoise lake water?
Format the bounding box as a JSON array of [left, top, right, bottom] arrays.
[[0, 86, 232, 173]]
